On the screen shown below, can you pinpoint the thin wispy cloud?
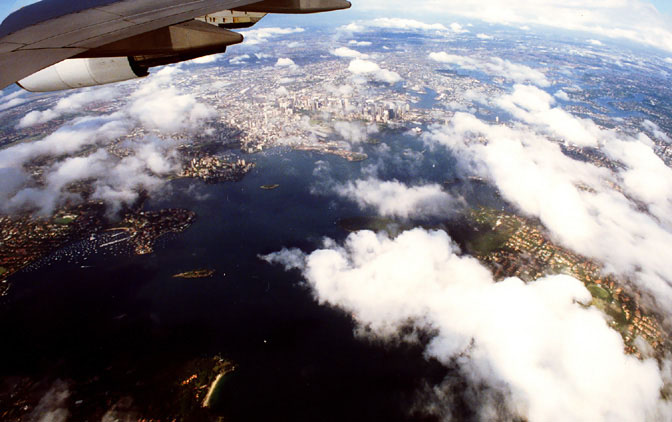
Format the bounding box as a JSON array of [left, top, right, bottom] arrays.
[[352, 0, 672, 52]]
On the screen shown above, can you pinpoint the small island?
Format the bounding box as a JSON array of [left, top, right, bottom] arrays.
[[172, 269, 216, 279], [260, 184, 280, 190]]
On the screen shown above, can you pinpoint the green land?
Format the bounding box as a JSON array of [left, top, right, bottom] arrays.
[[172, 269, 216, 279]]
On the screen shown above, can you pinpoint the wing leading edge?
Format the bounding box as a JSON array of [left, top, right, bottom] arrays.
[[0, 0, 351, 91]]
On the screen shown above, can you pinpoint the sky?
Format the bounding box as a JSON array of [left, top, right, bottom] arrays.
[[651, 0, 672, 13], [1, 0, 672, 53]]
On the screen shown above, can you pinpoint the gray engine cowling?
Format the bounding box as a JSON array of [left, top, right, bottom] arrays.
[[17, 57, 147, 92]]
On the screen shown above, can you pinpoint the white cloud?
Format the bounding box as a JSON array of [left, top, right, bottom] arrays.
[[476, 33, 493, 40], [0, 68, 214, 215], [338, 22, 365, 32], [229, 54, 250, 65], [331, 47, 369, 59], [665, 58, 672, 64], [52, 87, 116, 113], [423, 85, 672, 315], [129, 86, 215, 133], [342, 18, 449, 32], [326, 83, 354, 97], [5, 136, 179, 215], [275, 57, 297, 68], [430, 52, 550, 87], [264, 228, 672, 421], [0, 114, 129, 169], [348, 40, 372, 46], [240, 27, 304, 45], [191, 54, 223, 64], [0, 90, 27, 111], [554, 89, 570, 101], [352, 0, 672, 53], [333, 121, 378, 144], [588, 39, 604, 46], [16, 87, 118, 128], [17, 109, 60, 128], [493, 85, 601, 146], [642, 120, 672, 144], [260, 247, 305, 271], [450, 22, 469, 33], [335, 179, 458, 219], [347, 59, 402, 84], [348, 59, 380, 74]]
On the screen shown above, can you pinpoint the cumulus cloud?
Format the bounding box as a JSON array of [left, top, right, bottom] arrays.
[[5, 137, 179, 215], [423, 85, 672, 315], [493, 84, 601, 146], [335, 178, 458, 219], [338, 22, 365, 32], [331, 47, 369, 59], [0, 114, 129, 168], [17, 109, 60, 128], [347, 59, 402, 84], [429, 52, 550, 87], [0, 68, 214, 215], [352, 0, 672, 53], [264, 228, 672, 421], [348, 40, 372, 46], [0, 89, 27, 111], [554, 89, 570, 101], [240, 27, 304, 45], [588, 39, 604, 46], [191, 54, 224, 64], [229, 54, 251, 65], [129, 86, 215, 132], [275, 57, 297, 68], [476, 33, 493, 40], [124, 65, 215, 133], [450, 22, 469, 33], [333, 121, 378, 143], [326, 83, 354, 97], [642, 120, 672, 144], [16, 87, 118, 128]]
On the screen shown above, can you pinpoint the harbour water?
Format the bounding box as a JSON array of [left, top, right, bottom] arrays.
[[0, 130, 500, 420]]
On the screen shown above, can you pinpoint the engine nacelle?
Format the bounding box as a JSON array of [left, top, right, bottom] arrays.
[[17, 57, 147, 92]]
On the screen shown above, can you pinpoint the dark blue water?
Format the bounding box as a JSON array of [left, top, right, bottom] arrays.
[[0, 131, 500, 421]]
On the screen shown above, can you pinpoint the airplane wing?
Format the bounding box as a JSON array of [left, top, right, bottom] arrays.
[[0, 0, 350, 92]]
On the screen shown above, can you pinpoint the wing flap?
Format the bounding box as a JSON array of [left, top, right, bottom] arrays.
[[0, 42, 23, 53]]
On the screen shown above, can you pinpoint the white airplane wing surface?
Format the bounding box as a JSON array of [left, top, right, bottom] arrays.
[[0, 0, 350, 91]]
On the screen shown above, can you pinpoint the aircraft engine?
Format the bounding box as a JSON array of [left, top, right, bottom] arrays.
[[17, 57, 148, 92]]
